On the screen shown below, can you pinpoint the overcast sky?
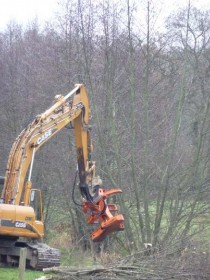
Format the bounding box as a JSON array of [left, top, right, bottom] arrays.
[[0, 0, 59, 30], [0, 0, 210, 31]]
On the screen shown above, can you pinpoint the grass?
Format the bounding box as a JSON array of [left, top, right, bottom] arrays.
[[0, 267, 44, 280], [60, 247, 96, 267]]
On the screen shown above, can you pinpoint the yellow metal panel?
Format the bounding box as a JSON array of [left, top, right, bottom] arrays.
[[0, 204, 43, 238]]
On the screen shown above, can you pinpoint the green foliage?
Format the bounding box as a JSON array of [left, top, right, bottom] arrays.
[[0, 267, 44, 280], [60, 247, 95, 267]]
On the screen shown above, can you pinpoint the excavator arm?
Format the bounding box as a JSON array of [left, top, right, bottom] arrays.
[[0, 84, 124, 242]]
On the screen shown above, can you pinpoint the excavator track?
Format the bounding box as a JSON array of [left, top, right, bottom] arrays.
[[27, 243, 60, 269], [0, 238, 60, 270]]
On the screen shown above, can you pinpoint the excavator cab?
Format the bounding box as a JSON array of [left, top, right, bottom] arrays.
[[0, 176, 4, 185], [29, 189, 43, 222], [0, 177, 4, 205], [0, 177, 4, 193]]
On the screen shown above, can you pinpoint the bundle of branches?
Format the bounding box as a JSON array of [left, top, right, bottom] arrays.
[[43, 247, 210, 280]]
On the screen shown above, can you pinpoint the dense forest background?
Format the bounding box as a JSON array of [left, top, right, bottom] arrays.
[[1, 0, 210, 261]]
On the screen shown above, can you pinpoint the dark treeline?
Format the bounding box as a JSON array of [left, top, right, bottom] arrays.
[[1, 0, 210, 257]]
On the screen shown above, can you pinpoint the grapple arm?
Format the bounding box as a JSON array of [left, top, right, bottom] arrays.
[[82, 187, 124, 242]]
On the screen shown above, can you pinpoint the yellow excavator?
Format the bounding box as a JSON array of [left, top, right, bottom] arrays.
[[0, 84, 124, 269]]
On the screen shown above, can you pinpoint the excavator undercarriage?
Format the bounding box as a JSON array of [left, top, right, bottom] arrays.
[[0, 237, 60, 269]]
